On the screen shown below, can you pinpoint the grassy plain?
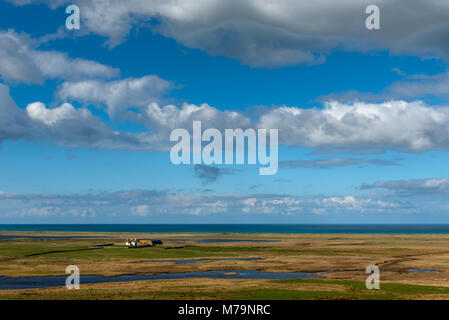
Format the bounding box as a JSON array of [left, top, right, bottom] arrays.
[[1, 231, 449, 299]]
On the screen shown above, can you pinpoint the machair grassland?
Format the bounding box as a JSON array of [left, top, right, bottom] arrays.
[[1, 232, 449, 299]]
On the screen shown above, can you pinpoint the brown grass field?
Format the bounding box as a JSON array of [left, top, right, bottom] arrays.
[[1, 231, 449, 299]]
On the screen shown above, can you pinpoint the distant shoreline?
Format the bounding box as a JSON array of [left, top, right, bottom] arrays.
[[2, 224, 449, 234]]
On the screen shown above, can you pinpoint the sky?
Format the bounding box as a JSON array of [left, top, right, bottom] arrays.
[[1, 0, 449, 223]]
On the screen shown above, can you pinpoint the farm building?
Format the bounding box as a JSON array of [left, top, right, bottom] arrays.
[[125, 239, 163, 246]]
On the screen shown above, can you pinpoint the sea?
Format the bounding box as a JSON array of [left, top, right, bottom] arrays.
[[1, 224, 449, 234]]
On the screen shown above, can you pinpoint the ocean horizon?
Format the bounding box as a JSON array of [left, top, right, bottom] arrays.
[[2, 224, 449, 234]]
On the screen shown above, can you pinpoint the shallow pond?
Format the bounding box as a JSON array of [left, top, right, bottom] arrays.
[[148, 239, 280, 243], [0, 269, 318, 290], [407, 269, 440, 273], [197, 239, 279, 243]]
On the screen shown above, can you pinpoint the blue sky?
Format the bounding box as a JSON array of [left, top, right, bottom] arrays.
[[2, 0, 449, 223]]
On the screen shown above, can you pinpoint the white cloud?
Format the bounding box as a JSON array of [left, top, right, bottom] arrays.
[[243, 198, 257, 207], [24, 101, 149, 150], [0, 84, 158, 150], [26, 102, 91, 126], [68, 208, 96, 218], [0, 30, 119, 83], [322, 196, 400, 212], [323, 196, 358, 206], [9, 77, 449, 154], [57, 76, 173, 116], [258, 100, 449, 152], [141, 102, 251, 131], [0, 31, 43, 83], [0, 188, 410, 220], [130, 205, 150, 216], [6, 77, 449, 154], [31, 50, 119, 81], [241, 196, 302, 215]]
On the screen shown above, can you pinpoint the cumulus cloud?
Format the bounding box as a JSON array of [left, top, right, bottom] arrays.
[[9, 0, 449, 68], [57, 76, 173, 116], [280, 157, 400, 169], [24, 101, 149, 149], [56, 78, 252, 145], [56, 81, 449, 153], [141, 102, 252, 130], [6, 80, 449, 154], [0, 84, 156, 150], [259, 101, 449, 152], [6, 75, 449, 154], [0, 31, 42, 83], [26, 102, 87, 126], [0, 82, 253, 151], [134, 102, 252, 150], [0, 30, 119, 83]]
